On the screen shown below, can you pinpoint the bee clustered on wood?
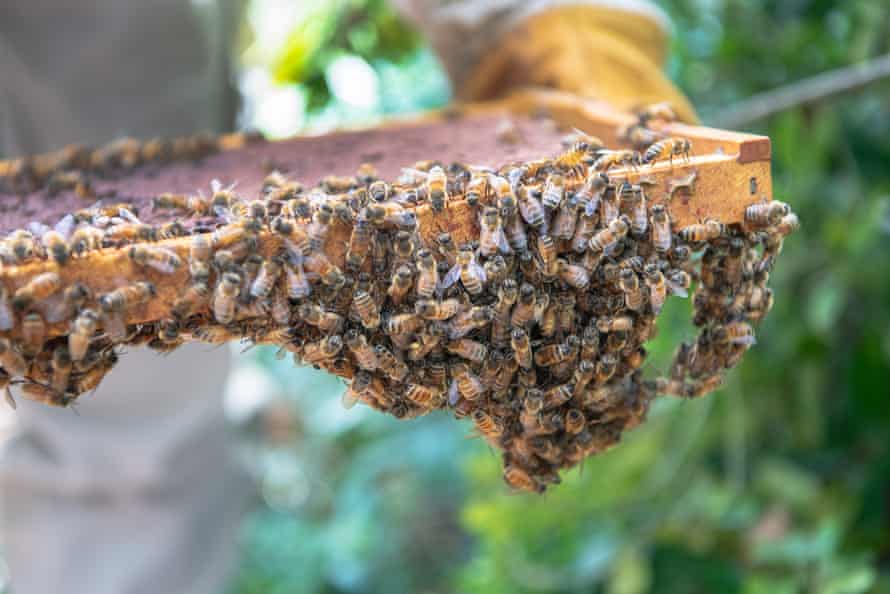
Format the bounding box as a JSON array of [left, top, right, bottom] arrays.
[[0, 107, 798, 493]]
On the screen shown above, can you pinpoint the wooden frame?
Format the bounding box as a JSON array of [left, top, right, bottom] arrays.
[[0, 89, 774, 340]]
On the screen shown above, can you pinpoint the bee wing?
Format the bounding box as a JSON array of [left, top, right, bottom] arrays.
[[585, 196, 600, 217], [284, 242, 304, 265], [472, 261, 487, 283], [666, 281, 689, 298], [28, 221, 51, 238], [730, 335, 757, 346], [54, 214, 76, 239], [210, 179, 223, 193], [440, 264, 462, 290], [398, 168, 428, 185], [341, 388, 360, 410], [534, 294, 550, 323], [213, 205, 232, 220], [447, 379, 460, 406], [117, 208, 142, 224], [497, 230, 513, 255]]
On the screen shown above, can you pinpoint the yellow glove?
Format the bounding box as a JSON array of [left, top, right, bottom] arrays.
[[457, 4, 698, 123]]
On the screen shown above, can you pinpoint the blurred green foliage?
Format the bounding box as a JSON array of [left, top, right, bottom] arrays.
[[232, 1, 890, 593], [272, 0, 422, 112]]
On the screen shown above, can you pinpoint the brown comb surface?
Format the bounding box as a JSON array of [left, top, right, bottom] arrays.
[[0, 113, 570, 233]]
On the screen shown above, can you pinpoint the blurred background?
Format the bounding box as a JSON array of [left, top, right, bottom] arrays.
[[4, 1, 887, 592], [219, 1, 890, 593]]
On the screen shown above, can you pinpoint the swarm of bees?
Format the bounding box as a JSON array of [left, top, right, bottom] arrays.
[[0, 131, 261, 195], [0, 108, 798, 493]]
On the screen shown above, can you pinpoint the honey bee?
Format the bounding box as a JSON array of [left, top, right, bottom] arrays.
[[5, 230, 38, 263], [211, 220, 260, 253], [451, 362, 485, 401], [564, 408, 586, 434], [0, 337, 28, 377], [446, 338, 488, 364], [619, 269, 645, 311], [153, 192, 212, 217], [571, 359, 595, 397], [303, 251, 345, 288], [594, 354, 618, 385], [667, 270, 691, 297], [776, 212, 800, 237], [298, 302, 344, 334], [593, 149, 641, 171], [20, 382, 71, 408], [346, 290, 377, 331], [50, 346, 73, 395], [344, 329, 378, 371], [68, 226, 104, 257], [472, 409, 504, 439], [533, 339, 573, 367], [649, 204, 672, 253], [38, 230, 70, 266], [365, 201, 416, 229], [212, 272, 241, 324], [465, 173, 490, 206], [284, 253, 311, 300], [622, 185, 648, 236], [66, 308, 98, 362], [678, 219, 724, 243], [408, 248, 438, 300], [637, 102, 676, 123], [21, 312, 47, 356], [98, 281, 155, 337], [541, 173, 565, 210], [589, 215, 630, 253], [425, 165, 448, 211], [643, 137, 692, 165], [129, 245, 182, 274], [401, 382, 435, 408], [345, 214, 374, 271], [246, 256, 282, 299], [319, 174, 356, 194], [556, 259, 590, 290], [509, 327, 533, 369], [385, 312, 422, 340], [442, 247, 486, 296], [618, 122, 662, 150], [0, 286, 12, 331], [171, 281, 210, 320], [42, 282, 89, 325], [713, 321, 756, 346], [571, 211, 598, 254], [209, 179, 239, 214], [596, 315, 634, 333], [0, 370, 14, 410], [479, 207, 511, 257], [13, 271, 62, 311], [744, 201, 789, 228], [103, 222, 158, 245], [387, 265, 414, 306], [550, 193, 577, 241], [515, 186, 547, 232], [503, 464, 541, 493], [510, 282, 537, 328], [307, 203, 334, 251], [554, 138, 596, 177], [374, 344, 409, 382], [301, 335, 344, 365]]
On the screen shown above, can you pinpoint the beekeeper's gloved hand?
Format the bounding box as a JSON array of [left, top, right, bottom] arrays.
[[393, 0, 698, 123]]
